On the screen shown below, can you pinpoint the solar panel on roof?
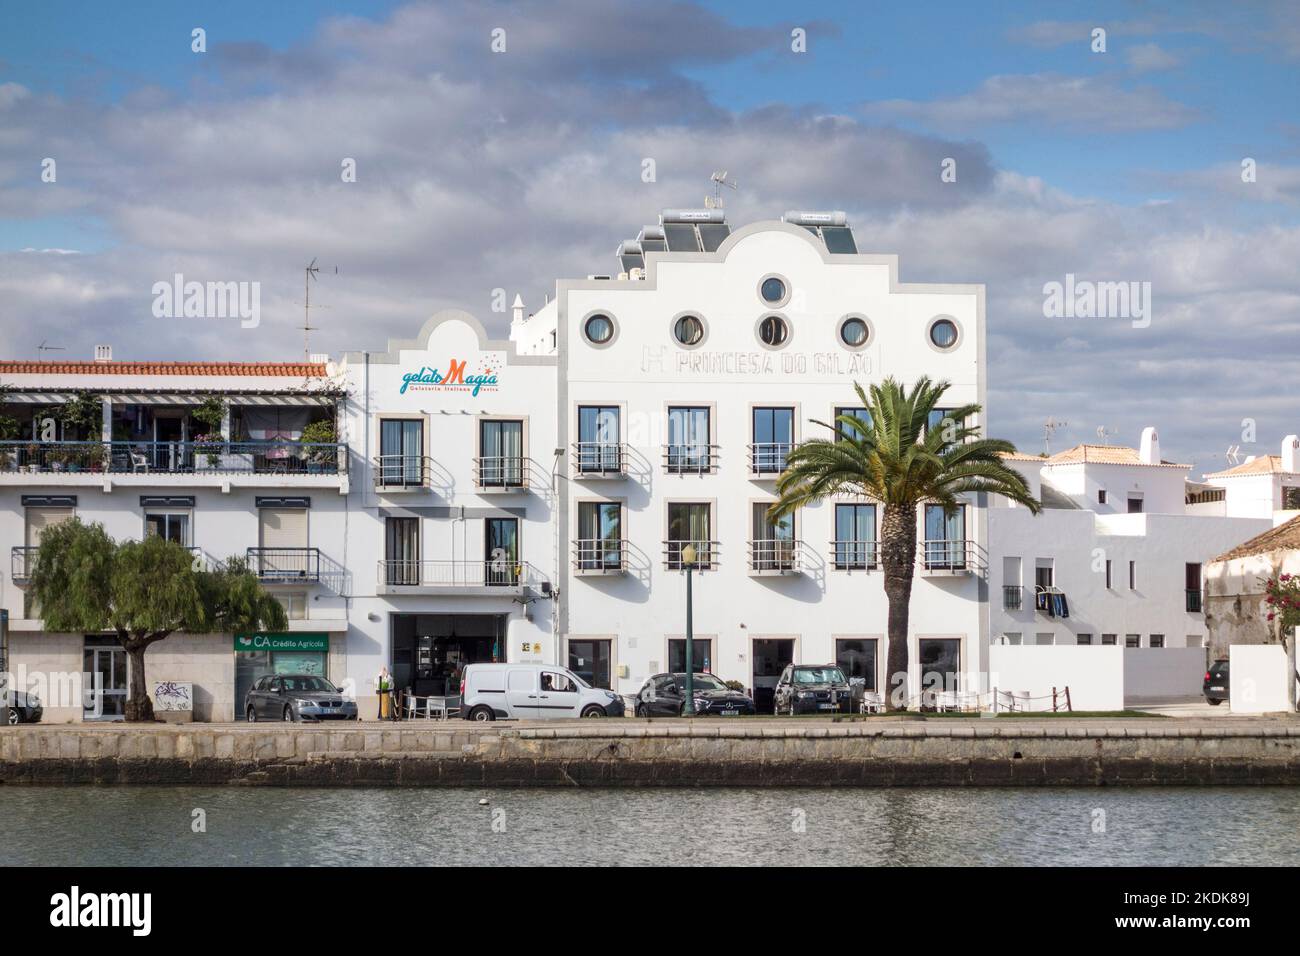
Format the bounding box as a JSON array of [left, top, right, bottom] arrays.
[[821, 226, 857, 253], [663, 223, 701, 252], [697, 223, 730, 252]]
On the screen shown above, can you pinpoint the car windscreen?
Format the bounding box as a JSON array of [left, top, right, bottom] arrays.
[[674, 674, 727, 692], [793, 667, 846, 684], [280, 676, 336, 693]]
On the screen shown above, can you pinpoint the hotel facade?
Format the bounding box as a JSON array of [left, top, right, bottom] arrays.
[[1, 211, 1293, 720]]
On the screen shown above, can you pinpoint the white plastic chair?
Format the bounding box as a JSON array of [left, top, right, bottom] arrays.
[[130, 451, 150, 473]]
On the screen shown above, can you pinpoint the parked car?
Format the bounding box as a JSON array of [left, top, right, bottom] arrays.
[[774, 664, 853, 715], [5, 691, 43, 725], [460, 662, 625, 721], [244, 674, 358, 722], [634, 673, 755, 717], [1204, 659, 1229, 706]]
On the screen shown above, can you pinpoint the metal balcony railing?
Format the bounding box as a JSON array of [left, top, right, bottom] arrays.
[[1003, 585, 1023, 610], [663, 539, 719, 571], [11, 546, 36, 581], [919, 538, 986, 573], [663, 444, 719, 475], [377, 559, 541, 588], [246, 547, 322, 583], [572, 538, 627, 573], [0, 440, 347, 476], [747, 442, 792, 476], [748, 539, 800, 573], [373, 454, 432, 489], [473, 456, 528, 489], [572, 442, 627, 477], [830, 540, 878, 571], [1186, 588, 1203, 613]]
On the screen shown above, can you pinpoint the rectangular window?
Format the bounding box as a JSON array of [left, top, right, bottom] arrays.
[[1076, 634, 1093, 645], [256, 507, 309, 579], [668, 638, 714, 674], [751, 502, 796, 570], [577, 501, 623, 570], [666, 406, 712, 473], [1001, 633, 1022, 645], [835, 638, 878, 692], [1105, 559, 1113, 589], [1129, 561, 1137, 590], [751, 407, 794, 473], [1284, 487, 1300, 510], [275, 593, 307, 620], [1035, 633, 1054, 646], [1127, 496, 1144, 514], [1125, 634, 1140, 648], [923, 503, 966, 569], [926, 408, 964, 440], [479, 419, 525, 487], [378, 419, 424, 486], [834, 503, 877, 569], [666, 502, 712, 569], [568, 639, 612, 689], [834, 406, 872, 440], [1098, 489, 1107, 505], [485, 517, 519, 585], [1102, 633, 1117, 646], [1002, 556, 1022, 609], [1185, 562, 1203, 612], [145, 512, 190, 546], [576, 406, 621, 474], [384, 516, 420, 585], [1149, 634, 1165, 648], [918, 638, 961, 693]]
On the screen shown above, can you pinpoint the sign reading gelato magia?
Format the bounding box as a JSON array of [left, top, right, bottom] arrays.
[[400, 356, 500, 396]]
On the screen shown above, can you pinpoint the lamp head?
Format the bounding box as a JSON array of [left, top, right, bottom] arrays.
[[681, 543, 698, 566]]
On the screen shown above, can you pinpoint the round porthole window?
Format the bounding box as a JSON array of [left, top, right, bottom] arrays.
[[758, 274, 789, 307], [673, 314, 706, 347], [583, 313, 614, 345], [839, 316, 870, 349], [929, 317, 959, 350], [758, 314, 790, 348]]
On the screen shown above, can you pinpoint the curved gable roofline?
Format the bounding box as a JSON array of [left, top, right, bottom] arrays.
[[342, 308, 556, 367]]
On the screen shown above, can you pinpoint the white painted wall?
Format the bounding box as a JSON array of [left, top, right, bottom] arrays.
[[988, 645, 1124, 711], [1229, 644, 1290, 713], [1123, 647, 1206, 700]]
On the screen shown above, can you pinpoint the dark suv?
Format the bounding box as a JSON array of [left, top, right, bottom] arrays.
[[774, 664, 852, 715], [634, 673, 754, 717], [1204, 659, 1229, 706]]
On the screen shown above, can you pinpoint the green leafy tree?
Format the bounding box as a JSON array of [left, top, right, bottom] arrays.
[[772, 377, 1041, 710], [28, 518, 287, 721], [1264, 573, 1300, 711]]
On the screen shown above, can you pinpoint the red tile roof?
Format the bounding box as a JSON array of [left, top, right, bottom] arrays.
[[1045, 443, 1189, 469], [1204, 455, 1289, 478], [0, 361, 327, 377], [1214, 514, 1300, 562]]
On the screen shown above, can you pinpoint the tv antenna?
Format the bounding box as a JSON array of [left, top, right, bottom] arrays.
[[1095, 425, 1117, 445], [1224, 444, 1242, 466], [37, 340, 66, 359], [301, 259, 339, 361], [1043, 417, 1068, 455], [705, 170, 738, 209]]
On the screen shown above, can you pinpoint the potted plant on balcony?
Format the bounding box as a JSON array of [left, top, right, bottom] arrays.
[[191, 396, 228, 470], [300, 419, 337, 473], [0, 411, 20, 471]]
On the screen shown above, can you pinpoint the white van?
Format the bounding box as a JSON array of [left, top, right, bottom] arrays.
[[460, 663, 625, 721]]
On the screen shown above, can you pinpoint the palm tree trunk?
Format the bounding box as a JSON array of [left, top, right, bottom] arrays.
[[881, 503, 917, 710]]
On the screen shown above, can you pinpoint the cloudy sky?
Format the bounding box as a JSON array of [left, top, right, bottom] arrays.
[[1, 0, 1297, 473]]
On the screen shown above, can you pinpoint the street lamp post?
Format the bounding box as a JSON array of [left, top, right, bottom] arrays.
[[681, 543, 697, 716]]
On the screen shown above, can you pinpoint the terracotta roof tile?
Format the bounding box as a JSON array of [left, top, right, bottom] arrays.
[[1204, 455, 1289, 478], [1214, 514, 1300, 562], [0, 361, 327, 377], [1045, 443, 1189, 468], [999, 451, 1045, 462]]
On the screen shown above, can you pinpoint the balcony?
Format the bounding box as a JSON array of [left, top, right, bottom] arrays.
[[748, 443, 792, 478], [918, 539, 987, 575], [663, 444, 719, 475], [11, 546, 36, 582], [572, 538, 628, 575], [377, 559, 545, 595], [1186, 588, 1203, 613], [830, 540, 878, 571], [0, 440, 348, 485], [1003, 584, 1024, 611], [663, 539, 719, 571], [473, 456, 529, 491], [246, 547, 322, 584], [748, 539, 801, 575], [373, 455, 433, 490], [572, 442, 627, 479]]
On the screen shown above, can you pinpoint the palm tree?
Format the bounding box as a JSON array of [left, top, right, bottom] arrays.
[[771, 377, 1040, 710]]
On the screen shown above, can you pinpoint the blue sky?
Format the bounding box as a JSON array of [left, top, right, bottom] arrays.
[[0, 0, 1297, 467]]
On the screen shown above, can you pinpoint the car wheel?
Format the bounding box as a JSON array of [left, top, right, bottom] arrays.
[[773, 698, 781, 716], [1207, 698, 1223, 706], [469, 705, 495, 722], [581, 705, 605, 718], [246, 705, 257, 723], [7, 708, 21, 725], [282, 705, 295, 722], [634, 703, 648, 718]]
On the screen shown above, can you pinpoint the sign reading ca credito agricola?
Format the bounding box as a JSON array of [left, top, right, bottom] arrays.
[[234, 633, 329, 653]]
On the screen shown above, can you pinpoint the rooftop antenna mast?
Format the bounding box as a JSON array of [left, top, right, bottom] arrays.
[[1095, 425, 1117, 445], [36, 340, 66, 359], [705, 170, 738, 209], [301, 259, 339, 362], [1043, 417, 1068, 456]]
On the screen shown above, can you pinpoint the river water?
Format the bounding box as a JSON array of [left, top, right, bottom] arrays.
[[4, 786, 1295, 866]]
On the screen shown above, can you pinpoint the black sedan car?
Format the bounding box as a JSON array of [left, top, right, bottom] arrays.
[[774, 664, 853, 715], [634, 673, 755, 717], [245, 674, 358, 722], [5, 691, 43, 725], [1204, 659, 1229, 706]]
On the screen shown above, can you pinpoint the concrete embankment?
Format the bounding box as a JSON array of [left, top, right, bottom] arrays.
[[4, 718, 1300, 787]]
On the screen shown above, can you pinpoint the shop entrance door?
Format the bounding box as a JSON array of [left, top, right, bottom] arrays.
[[83, 638, 127, 720], [752, 638, 794, 713]]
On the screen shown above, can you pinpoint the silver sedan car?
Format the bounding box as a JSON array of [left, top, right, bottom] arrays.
[[245, 674, 358, 722]]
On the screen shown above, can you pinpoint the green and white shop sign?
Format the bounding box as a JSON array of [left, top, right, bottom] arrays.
[[234, 633, 330, 653]]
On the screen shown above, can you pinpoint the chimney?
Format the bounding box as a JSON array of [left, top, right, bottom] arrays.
[[511, 294, 525, 325], [93, 345, 112, 363], [1138, 426, 1159, 464], [1283, 435, 1299, 473]]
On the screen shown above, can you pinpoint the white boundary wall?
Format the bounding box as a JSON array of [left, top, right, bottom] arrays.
[[1123, 647, 1206, 700], [988, 646, 1124, 711], [1229, 645, 1290, 713]]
